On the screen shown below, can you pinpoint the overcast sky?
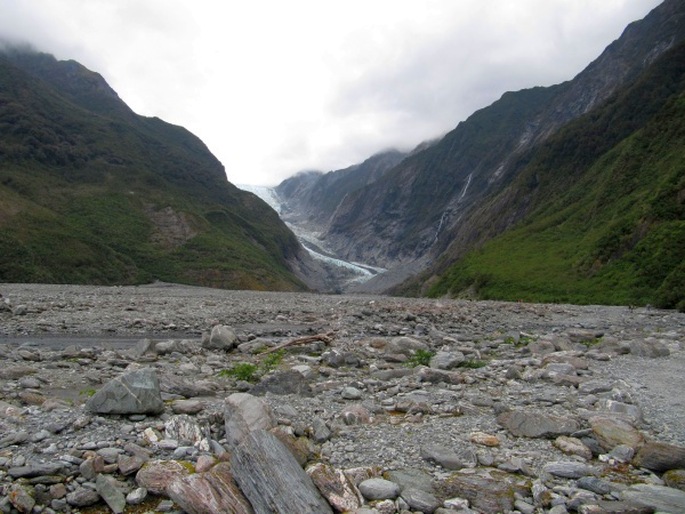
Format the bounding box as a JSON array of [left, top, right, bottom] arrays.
[[1, 0, 662, 186]]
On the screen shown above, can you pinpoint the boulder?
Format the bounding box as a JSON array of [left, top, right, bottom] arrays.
[[250, 370, 313, 397], [497, 409, 579, 438], [85, 368, 164, 415], [358, 478, 401, 500], [167, 462, 254, 514], [307, 463, 362, 512], [633, 441, 685, 472], [205, 325, 238, 351], [96, 474, 126, 514], [589, 415, 644, 451], [224, 393, 275, 447], [230, 429, 333, 514], [135, 459, 193, 496]]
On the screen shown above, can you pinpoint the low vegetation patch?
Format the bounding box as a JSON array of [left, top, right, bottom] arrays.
[[405, 349, 435, 368]]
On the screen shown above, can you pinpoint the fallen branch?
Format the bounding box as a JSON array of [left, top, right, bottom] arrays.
[[263, 332, 335, 354]]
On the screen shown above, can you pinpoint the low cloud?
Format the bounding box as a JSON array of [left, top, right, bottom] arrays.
[[0, 0, 662, 185]]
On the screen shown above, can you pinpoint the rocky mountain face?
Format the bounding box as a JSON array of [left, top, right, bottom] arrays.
[[275, 149, 407, 233], [0, 47, 319, 290], [294, 0, 685, 297], [419, 38, 685, 308]]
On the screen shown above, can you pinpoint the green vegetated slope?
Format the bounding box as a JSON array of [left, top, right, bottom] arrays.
[[0, 49, 305, 290], [429, 41, 685, 310]]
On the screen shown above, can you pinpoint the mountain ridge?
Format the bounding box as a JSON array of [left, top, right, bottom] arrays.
[[0, 47, 318, 290]]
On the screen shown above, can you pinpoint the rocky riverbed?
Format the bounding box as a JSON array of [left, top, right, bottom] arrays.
[[1, 283, 685, 514]]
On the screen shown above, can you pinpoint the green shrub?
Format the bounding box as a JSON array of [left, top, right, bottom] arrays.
[[405, 349, 435, 367], [457, 359, 488, 369], [217, 362, 258, 382]]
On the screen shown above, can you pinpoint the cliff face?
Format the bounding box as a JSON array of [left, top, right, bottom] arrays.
[[318, 0, 685, 279], [275, 150, 406, 233]]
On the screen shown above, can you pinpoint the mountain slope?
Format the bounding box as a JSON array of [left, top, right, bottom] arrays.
[[275, 149, 407, 232], [422, 40, 685, 309], [319, 0, 685, 277], [0, 47, 311, 290]]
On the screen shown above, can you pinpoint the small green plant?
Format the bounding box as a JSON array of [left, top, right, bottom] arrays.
[[503, 334, 535, 347], [405, 349, 435, 367], [580, 337, 603, 348], [260, 349, 285, 373], [217, 362, 259, 382], [457, 359, 487, 369], [79, 388, 96, 397]]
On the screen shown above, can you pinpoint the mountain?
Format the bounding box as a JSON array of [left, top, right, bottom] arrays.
[[0, 46, 315, 290], [321, 0, 685, 273], [276, 0, 684, 307], [420, 38, 685, 309], [275, 149, 407, 233]]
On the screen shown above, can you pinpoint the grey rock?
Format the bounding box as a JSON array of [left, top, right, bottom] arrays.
[[664, 469, 685, 491], [231, 429, 333, 514], [578, 379, 615, 395], [577, 476, 619, 495], [126, 487, 148, 505], [359, 478, 401, 500], [589, 415, 644, 451], [629, 339, 670, 358], [8, 461, 64, 478], [0, 430, 29, 449], [0, 366, 36, 380], [7, 483, 35, 513], [165, 414, 210, 451], [205, 325, 238, 350], [85, 368, 164, 415], [608, 444, 635, 463], [386, 469, 435, 494], [595, 399, 643, 423], [342, 386, 363, 400], [633, 441, 685, 472], [171, 399, 205, 414], [160, 373, 218, 398], [436, 471, 517, 514], [430, 351, 465, 370], [322, 349, 362, 368], [543, 461, 600, 479], [421, 444, 477, 470], [250, 370, 313, 397], [312, 416, 332, 443], [96, 474, 126, 514], [621, 483, 685, 513], [135, 459, 193, 496], [224, 392, 275, 447], [401, 487, 441, 513], [417, 367, 465, 385], [387, 336, 430, 356], [497, 409, 579, 438], [66, 487, 100, 507]]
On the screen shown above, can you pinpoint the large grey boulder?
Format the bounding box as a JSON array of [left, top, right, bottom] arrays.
[[621, 483, 685, 513], [224, 393, 275, 447], [85, 368, 164, 415], [204, 325, 238, 350], [497, 409, 579, 438], [230, 429, 333, 514]]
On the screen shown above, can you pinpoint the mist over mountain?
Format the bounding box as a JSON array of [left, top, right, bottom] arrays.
[[0, 47, 318, 290], [276, 0, 685, 308]]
